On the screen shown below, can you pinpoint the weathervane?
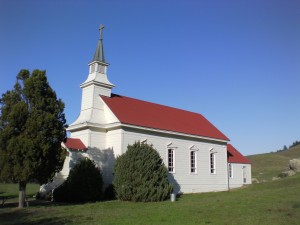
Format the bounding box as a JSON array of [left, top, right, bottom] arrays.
[[99, 24, 105, 39]]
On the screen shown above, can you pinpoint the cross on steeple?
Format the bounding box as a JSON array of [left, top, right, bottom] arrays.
[[92, 24, 106, 63], [99, 24, 104, 39]]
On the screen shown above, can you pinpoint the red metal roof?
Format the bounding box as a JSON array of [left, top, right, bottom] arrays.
[[64, 138, 87, 151], [101, 94, 229, 141], [227, 144, 251, 164]]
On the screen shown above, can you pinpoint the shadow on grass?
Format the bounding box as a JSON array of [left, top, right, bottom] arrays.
[[0, 199, 86, 209], [0, 200, 80, 225], [0, 193, 18, 198], [1, 198, 110, 209], [1, 195, 17, 200], [292, 201, 300, 209], [0, 209, 73, 225]]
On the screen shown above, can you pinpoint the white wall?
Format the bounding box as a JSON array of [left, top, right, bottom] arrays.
[[103, 102, 119, 124], [106, 129, 123, 156], [68, 124, 249, 194], [119, 128, 229, 194], [81, 85, 94, 111], [228, 163, 252, 189], [90, 129, 106, 149], [69, 82, 110, 128]]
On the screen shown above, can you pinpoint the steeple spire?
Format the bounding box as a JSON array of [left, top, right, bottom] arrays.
[[68, 24, 115, 132], [80, 24, 114, 98], [93, 24, 106, 63]]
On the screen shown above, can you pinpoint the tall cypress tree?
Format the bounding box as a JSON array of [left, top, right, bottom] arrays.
[[0, 69, 67, 208]]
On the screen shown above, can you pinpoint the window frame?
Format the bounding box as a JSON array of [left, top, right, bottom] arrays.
[[210, 152, 216, 174], [190, 150, 197, 174], [167, 148, 175, 173]]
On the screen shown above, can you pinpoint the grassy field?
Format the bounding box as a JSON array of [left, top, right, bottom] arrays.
[[247, 145, 300, 182], [1, 173, 300, 225], [0, 183, 40, 203]]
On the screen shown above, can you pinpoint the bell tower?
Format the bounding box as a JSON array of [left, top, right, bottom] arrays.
[[81, 24, 114, 97], [68, 25, 115, 131]]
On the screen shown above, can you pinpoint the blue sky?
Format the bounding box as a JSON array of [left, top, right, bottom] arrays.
[[0, 0, 299, 155]]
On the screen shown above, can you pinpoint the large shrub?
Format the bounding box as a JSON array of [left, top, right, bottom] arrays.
[[53, 158, 103, 203], [113, 142, 172, 202]]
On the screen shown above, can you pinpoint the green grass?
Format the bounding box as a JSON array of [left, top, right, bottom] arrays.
[[247, 145, 300, 181], [1, 174, 300, 225], [0, 183, 40, 204]]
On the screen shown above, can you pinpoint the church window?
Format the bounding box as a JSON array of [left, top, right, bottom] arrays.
[[210, 153, 216, 174], [190, 151, 197, 174], [228, 163, 233, 178], [168, 149, 175, 173]]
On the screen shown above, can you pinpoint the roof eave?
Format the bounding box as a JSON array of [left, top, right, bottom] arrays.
[[228, 161, 252, 164], [118, 123, 229, 143], [68, 121, 228, 143]]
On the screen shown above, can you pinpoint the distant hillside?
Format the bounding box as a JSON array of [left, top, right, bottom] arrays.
[[247, 144, 300, 182]]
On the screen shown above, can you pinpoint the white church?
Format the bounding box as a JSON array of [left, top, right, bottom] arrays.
[[41, 26, 251, 195]]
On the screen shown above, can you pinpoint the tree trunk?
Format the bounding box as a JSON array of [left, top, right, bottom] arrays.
[[18, 181, 27, 208]]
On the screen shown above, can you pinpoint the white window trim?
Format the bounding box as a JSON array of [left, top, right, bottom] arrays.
[[140, 138, 147, 144], [189, 145, 199, 151], [210, 152, 216, 174], [167, 148, 175, 174], [190, 150, 197, 174], [167, 142, 178, 149]]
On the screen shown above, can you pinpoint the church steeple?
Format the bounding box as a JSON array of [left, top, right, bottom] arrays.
[[93, 24, 106, 63], [88, 24, 110, 75], [81, 24, 114, 97], [68, 24, 115, 145]]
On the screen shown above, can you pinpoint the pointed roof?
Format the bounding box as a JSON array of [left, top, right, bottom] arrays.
[[101, 94, 230, 141], [227, 144, 251, 164], [92, 24, 106, 63]]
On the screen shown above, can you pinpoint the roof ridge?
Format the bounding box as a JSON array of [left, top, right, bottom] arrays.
[[101, 93, 230, 141], [108, 93, 203, 117]]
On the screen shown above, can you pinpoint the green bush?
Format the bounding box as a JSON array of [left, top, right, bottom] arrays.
[[53, 158, 103, 203], [113, 142, 172, 202], [103, 184, 116, 200]]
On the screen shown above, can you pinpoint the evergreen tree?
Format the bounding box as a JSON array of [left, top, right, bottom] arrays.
[[290, 140, 300, 148], [113, 142, 172, 202], [0, 69, 67, 208], [53, 158, 103, 203]]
